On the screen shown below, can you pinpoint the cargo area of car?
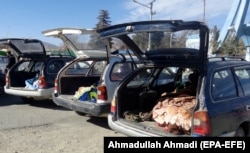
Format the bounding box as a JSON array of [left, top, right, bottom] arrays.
[[9, 71, 39, 88], [117, 81, 197, 136], [59, 76, 100, 95]]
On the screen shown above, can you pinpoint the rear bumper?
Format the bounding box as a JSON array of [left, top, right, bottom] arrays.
[[4, 86, 53, 100], [52, 94, 110, 117], [107, 114, 160, 136]]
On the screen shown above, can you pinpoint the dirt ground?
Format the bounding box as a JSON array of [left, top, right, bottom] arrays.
[[0, 95, 124, 153], [0, 120, 124, 153]]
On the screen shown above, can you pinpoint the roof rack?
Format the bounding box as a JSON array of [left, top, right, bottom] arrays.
[[47, 54, 73, 58], [208, 56, 246, 62]]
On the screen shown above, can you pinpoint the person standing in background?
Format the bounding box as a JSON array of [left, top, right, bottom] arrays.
[[5, 51, 16, 73]]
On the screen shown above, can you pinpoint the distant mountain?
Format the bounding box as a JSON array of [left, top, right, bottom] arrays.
[[42, 41, 61, 50]]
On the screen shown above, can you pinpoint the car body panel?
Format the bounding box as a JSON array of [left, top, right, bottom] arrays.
[[4, 86, 53, 98], [204, 60, 250, 136], [52, 93, 111, 116]]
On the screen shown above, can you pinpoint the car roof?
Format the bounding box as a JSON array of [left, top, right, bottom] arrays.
[[208, 57, 250, 68]]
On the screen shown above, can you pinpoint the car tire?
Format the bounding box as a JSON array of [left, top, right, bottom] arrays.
[[235, 127, 245, 137]]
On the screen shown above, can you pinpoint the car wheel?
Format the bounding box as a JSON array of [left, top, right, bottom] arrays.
[[0, 81, 4, 95], [235, 127, 245, 137]]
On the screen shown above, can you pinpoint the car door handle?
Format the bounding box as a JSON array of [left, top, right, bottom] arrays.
[[246, 105, 250, 111]]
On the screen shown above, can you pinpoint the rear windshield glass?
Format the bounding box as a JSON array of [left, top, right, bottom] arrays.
[[9, 39, 44, 54], [110, 62, 142, 81], [66, 33, 106, 50], [65, 60, 107, 76], [14, 60, 44, 72], [110, 29, 200, 53]]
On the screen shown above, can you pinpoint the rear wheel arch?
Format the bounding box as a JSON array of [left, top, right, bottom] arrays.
[[235, 122, 250, 137], [235, 127, 245, 137]]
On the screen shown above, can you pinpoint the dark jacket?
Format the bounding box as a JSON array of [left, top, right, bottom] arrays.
[[6, 54, 16, 69]]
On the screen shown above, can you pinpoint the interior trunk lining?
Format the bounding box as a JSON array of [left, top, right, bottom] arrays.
[[60, 76, 100, 95]]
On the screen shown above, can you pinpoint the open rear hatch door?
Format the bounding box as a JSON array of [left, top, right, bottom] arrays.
[[42, 28, 107, 58], [97, 20, 209, 74], [0, 38, 46, 59]]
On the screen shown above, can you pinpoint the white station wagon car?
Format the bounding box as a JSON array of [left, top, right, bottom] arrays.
[[42, 28, 141, 117]]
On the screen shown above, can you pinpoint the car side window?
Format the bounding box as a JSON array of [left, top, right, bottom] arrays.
[[65, 61, 90, 75], [32, 61, 43, 72], [212, 69, 237, 101], [0, 56, 8, 63], [234, 68, 250, 95], [110, 63, 133, 81], [47, 60, 65, 74], [15, 61, 30, 71], [91, 61, 107, 76], [155, 67, 176, 85]]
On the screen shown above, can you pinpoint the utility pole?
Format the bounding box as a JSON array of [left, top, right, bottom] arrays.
[[133, 0, 156, 50], [203, 0, 206, 22]]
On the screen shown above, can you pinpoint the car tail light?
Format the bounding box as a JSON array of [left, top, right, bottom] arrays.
[[38, 76, 47, 88], [193, 110, 211, 136], [54, 78, 58, 94], [110, 98, 116, 115], [97, 85, 107, 102]]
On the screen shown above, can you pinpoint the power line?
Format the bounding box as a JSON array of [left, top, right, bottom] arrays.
[[133, 0, 156, 50]]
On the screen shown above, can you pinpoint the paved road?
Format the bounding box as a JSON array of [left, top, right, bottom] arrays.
[[0, 94, 124, 153]]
